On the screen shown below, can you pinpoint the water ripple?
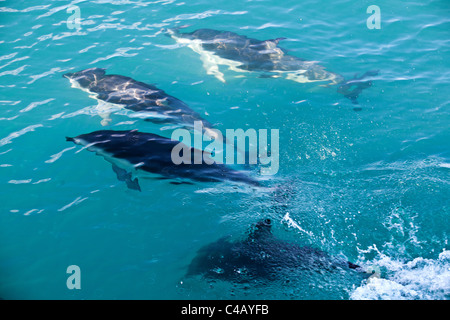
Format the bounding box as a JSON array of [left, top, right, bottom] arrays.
[[57, 196, 89, 212], [89, 46, 143, 64], [163, 9, 247, 23], [19, 98, 55, 113], [0, 124, 44, 147]]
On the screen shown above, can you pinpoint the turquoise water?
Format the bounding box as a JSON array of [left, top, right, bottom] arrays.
[[0, 0, 449, 300]]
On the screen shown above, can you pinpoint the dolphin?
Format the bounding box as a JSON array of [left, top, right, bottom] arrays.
[[62, 68, 217, 136], [167, 27, 378, 104], [66, 129, 260, 191], [186, 218, 362, 283]]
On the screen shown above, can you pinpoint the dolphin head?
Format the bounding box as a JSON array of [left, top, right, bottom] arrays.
[[248, 218, 273, 241], [63, 68, 106, 90]]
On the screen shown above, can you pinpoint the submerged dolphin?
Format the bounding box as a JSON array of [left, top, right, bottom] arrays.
[[63, 68, 216, 136], [168, 28, 378, 104], [66, 129, 260, 191], [186, 218, 362, 282]]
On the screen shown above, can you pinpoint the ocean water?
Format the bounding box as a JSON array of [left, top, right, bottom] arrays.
[[0, 0, 449, 300]]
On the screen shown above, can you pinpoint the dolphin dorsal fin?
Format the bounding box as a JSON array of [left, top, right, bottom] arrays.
[[155, 98, 169, 107]]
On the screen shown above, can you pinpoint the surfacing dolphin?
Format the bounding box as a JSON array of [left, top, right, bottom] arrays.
[[186, 218, 362, 282], [66, 129, 260, 191], [167, 27, 378, 104], [63, 68, 217, 137]]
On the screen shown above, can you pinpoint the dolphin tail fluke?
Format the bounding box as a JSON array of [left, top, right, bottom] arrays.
[[111, 164, 141, 192], [337, 70, 379, 105]]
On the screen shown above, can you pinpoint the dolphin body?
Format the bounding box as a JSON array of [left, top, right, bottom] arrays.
[[63, 68, 215, 132], [66, 129, 260, 191], [168, 28, 378, 104], [186, 219, 362, 282]]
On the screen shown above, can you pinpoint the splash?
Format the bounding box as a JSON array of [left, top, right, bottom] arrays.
[[351, 249, 450, 300]]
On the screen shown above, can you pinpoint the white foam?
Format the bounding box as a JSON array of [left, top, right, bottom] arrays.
[[351, 250, 450, 300], [282, 212, 314, 238], [45, 146, 76, 164]]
